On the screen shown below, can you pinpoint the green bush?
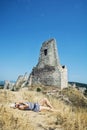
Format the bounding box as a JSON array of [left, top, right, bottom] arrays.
[[36, 87, 41, 92]]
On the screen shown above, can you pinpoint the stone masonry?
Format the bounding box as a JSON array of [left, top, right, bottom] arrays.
[[28, 38, 68, 89]]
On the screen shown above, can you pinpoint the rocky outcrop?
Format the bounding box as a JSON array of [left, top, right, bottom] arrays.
[[3, 73, 28, 91], [4, 80, 15, 90], [14, 72, 28, 90]]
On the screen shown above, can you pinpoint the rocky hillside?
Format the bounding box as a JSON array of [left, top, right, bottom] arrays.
[[0, 86, 87, 130]]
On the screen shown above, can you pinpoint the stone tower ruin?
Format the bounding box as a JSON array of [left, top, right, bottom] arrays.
[[28, 38, 68, 89]]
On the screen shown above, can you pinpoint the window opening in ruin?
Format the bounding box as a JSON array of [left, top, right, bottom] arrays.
[[44, 49, 47, 56], [62, 65, 65, 69]]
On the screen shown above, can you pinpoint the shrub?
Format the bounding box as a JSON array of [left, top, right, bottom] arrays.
[[36, 87, 41, 92]]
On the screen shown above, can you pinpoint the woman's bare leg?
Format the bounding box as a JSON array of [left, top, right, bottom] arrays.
[[39, 98, 54, 109], [39, 105, 61, 112], [39, 106, 55, 112]]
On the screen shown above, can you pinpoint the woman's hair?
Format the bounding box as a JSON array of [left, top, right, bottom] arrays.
[[10, 103, 16, 108]]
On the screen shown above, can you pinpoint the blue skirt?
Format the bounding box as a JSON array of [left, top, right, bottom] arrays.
[[25, 102, 40, 112]]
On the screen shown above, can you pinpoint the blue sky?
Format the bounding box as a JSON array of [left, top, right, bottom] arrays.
[[0, 0, 87, 84]]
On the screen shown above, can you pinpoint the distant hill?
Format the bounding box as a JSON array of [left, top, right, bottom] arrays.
[[69, 82, 87, 88], [0, 81, 5, 86]]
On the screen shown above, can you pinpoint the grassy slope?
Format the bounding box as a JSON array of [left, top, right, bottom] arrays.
[[0, 87, 87, 130]]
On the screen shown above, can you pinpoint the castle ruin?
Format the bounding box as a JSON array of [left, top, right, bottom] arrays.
[[28, 38, 68, 89]]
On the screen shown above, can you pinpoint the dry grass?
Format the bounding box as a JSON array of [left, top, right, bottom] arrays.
[[62, 108, 87, 130], [45, 94, 87, 130], [20, 87, 87, 130], [61, 87, 87, 107], [0, 87, 87, 130], [0, 104, 34, 130]]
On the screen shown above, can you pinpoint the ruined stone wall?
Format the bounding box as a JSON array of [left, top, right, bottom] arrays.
[[28, 38, 68, 89], [60, 66, 68, 89], [30, 66, 61, 87], [37, 39, 60, 68]]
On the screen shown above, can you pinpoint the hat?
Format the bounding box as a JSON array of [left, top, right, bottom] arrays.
[[10, 103, 16, 109]]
